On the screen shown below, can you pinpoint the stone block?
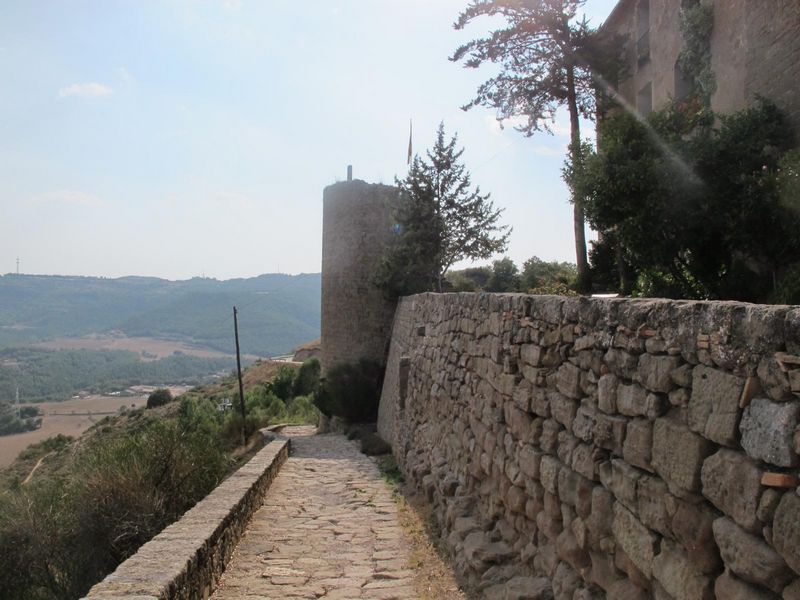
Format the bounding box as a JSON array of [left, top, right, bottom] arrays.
[[701, 449, 763, 533], [623, 418, 654, 472], [593, 412, 627, 455], [712, 516, 793, 593], [598, 374, 618, 414], [518, 444, 542, 480], [652, 539, 714, 600], [557, 362, 583, 400], [757, 489, 782, 524], [639, 354, 682, 393], [530, 387, 550, 418], [556, 430, 580, 466], [556, 527, 591, 574], [540, 419, 562, 454], [573, 404, 596, 442], [758, 357, 794, 402], [550, 391, 579, 429], [637, 474, 671, 537], [506, 485, 527, 515], [740, 397, 800, 467], [607, 580, 649, 600], [599, 458, 641, 511], [571, 443, 604, 483], [670, 364, 693, 388], [689, 365, 745, 446], [540, 455, 561, 496], [784, 579, 800, 600], [496, 576, 553, 600], [617, 383, 648, 417], [604, 348, 639, 379], [667, 498, 721, 575], [505, 404, 533, 442], [586, 486, 614, 549], [512, 380, 533, 412], [589, 550, 622, 592], [773, 492, 800, 575], [520, 343, 544, 368], [615, 545, 651, 591], [714, 570, 779, 600], [612, 502, 658, 578], [651, 418, 714, 498], [557, 467, 593, 512]]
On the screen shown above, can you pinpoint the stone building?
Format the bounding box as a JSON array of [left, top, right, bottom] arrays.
[[603, 0, 800, 134], [320, 179, 398, 374]]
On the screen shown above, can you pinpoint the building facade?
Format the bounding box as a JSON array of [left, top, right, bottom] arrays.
[[603, 0, 800, 134]]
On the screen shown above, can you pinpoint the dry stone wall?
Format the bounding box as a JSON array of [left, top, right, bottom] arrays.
[[377, 293, 800, 599]]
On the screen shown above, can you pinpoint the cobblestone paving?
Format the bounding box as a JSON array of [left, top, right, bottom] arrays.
[[211, 426, 416, 599]]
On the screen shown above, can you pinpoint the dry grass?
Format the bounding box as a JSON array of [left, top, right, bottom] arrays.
[[375, 455, 467, 600]]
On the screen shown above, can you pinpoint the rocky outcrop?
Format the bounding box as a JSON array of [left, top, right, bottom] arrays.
[[378, 293, 800, 598]]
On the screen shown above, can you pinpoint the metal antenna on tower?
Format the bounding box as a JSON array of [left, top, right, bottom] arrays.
[[16, 257, 19, 276], [15, 386, 20, 418]]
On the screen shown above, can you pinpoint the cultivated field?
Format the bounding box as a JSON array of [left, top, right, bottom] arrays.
[[34, 333, 242, 360], [0, 387, 189, 468]]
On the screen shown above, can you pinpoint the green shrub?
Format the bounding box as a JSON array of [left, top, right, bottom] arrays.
[[286, 395, 320, 425], [293, 358, 320, 397], [146, 388, 172, 409], [266, 366, 295, 402], [315, 359, 385, 423]]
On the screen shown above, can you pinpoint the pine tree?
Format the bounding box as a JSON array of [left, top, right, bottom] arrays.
[[451, 0, 621, 293], [378, 123, 510, 296]]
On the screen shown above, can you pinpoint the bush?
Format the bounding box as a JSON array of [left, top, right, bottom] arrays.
[[266, 366, 295, 402], [293, 358, 320, 397], [314, 359, 385, 423], [146, 388, 172, 409], [286, 395, 320, 425]]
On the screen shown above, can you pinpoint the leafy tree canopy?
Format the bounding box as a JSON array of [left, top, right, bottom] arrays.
[[576, 99, 800, 302], [377, 123, 510, 296]]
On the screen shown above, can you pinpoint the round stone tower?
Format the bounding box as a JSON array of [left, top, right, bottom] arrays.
[[321, 179, 398, 373]]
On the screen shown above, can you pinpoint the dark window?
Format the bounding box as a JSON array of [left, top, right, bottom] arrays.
[[638, 82, 653, 117], [637, 0, 650, 66], [674, 61, 693, 101]]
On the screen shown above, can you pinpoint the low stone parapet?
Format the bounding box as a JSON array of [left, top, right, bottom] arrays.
[[83, 431, 290, 600]]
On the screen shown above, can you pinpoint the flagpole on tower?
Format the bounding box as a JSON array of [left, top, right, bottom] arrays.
[[407, 119, 413, 166]]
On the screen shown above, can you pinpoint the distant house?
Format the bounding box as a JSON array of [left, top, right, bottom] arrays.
[[602, 0, 800, 134]]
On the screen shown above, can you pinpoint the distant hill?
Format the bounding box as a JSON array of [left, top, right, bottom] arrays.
[[0, 273, 321, 357]]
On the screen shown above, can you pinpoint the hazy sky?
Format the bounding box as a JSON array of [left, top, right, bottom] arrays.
[[0, 0, 618, 280]]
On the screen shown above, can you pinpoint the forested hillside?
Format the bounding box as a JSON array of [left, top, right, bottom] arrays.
[[0, 273, 321, 356], [0, 348, 234, 402]]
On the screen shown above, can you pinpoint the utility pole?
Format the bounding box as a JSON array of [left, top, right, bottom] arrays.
[[15, 386, 20, 418], [233, 306, 247, 447], [16, 257, 19, 276]]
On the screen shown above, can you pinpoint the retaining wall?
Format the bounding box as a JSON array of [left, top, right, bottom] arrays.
[[83, 434, 290, 600], [378, 293, 800, 599]]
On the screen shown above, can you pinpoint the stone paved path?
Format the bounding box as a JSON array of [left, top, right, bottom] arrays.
[[211, 426, 417, 599]]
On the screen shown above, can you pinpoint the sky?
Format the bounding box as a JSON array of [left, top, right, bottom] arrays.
[[0, 0, 619, 280]]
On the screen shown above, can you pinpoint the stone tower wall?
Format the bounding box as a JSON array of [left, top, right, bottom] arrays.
[[320, 180, 398, 373]]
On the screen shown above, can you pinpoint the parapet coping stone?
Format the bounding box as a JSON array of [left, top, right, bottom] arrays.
[[83, 428, 291, 600]]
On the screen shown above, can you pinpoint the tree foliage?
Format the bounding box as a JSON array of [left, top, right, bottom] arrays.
[[451, 0, 622, 292], [446, 256, 578, 294], [487, 257, 520, 292], [576, 99, 800, 302], [377, 123, 510, 296], [146, 388, 172, 409]]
